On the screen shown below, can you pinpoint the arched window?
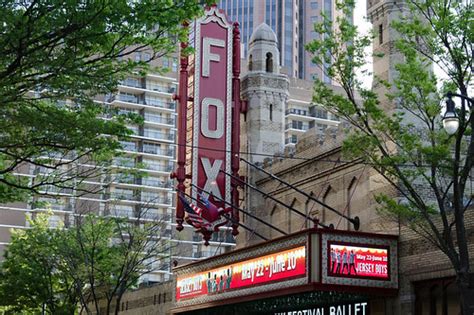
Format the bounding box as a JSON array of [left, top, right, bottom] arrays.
[[346, 177, 357, 230], [266, 52, 273, 72], [248, 54, 253, 71], [322, 185, 334, 224]]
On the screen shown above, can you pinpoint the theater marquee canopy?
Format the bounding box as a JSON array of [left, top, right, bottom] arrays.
[[172, 229, 398, 313]]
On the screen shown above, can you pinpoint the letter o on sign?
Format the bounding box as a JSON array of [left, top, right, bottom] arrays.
[[201, 97, 224, 139]]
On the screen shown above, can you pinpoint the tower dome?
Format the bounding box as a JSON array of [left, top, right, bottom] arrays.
[[247, 23, 280, 74], [249, 23, 277, 44]]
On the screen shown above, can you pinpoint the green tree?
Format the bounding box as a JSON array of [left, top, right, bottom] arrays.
[[63, 211, 171, 315], [0, 210, 170, 314], [0, 0, 212, 203], [306, 0, 473, 312], [0, 213, 77, 314]]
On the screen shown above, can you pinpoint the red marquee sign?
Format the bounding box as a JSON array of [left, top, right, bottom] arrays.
[[173, 6, 242, 239], [328, 242, 389, 280], [191, 7, 232, 207], [176, 246, 307, 301]]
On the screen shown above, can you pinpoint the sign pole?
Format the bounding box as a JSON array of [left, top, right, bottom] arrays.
[[231, 21, 242, 236], [171, 26, 190, 232]]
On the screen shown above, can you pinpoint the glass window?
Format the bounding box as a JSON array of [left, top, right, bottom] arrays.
[[311, 1, 318, 9], [172, 58, 178, 72], [143, 142, 161, 155], [119, 92, 138, 103]]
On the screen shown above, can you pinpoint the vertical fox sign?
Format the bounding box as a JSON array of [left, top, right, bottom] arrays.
[[172, 6, 242, 244], [192, 6, 232, 211]]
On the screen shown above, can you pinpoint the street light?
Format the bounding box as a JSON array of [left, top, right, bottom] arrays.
[[442, 91, 473, 135]]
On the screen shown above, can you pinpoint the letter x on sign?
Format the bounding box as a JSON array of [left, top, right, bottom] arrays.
[[201, 157, 223, 200]]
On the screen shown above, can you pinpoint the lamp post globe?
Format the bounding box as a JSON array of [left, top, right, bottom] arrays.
[[442, 94, 459, 135], [443, 113, 459, 135]]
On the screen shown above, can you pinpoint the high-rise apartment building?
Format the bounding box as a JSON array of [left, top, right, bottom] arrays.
[[0, 53, 236, 284], [218, 0, 344, 82]]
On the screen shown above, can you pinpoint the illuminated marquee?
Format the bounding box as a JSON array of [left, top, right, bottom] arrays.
[[191, 6, 232, 207], [327, 242, 389, 280], [176, 246, 306, 301]]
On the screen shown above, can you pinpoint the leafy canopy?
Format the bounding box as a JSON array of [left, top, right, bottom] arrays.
[[0, 0, 213, 203], [0, 212, 170, 314], [306, 0, 472, 269]]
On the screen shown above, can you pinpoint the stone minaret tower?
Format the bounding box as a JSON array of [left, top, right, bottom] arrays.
[[367, 0, 408, 112], [241, 23, 289, 164], [239, 23, 289, 246]]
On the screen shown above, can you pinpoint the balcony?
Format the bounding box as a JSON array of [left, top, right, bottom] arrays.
[[141, 178, 173, 188], [285, 122, 310, 131], [120, 79, 144, 89], [108, 95, 176, 111], [192, 251, 214, 258], [145, 99, 176, 111], [110, 192, 135, 201], [144, 114, 175, 126], [148, 85, 176, 94], [143, 163, 174, 173], [141, 146, 174, 157], [140, 197, 171, 205], [143, 130, 175, 141], [209, 233, 236, 244], [119, 141, 137, 152], [286, 108, 309, 116]]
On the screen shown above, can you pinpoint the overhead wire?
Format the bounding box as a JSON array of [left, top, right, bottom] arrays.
[[132, 137, 455, 169]]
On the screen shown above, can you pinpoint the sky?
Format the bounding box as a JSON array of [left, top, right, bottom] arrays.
[[353, 0, 373, 88]]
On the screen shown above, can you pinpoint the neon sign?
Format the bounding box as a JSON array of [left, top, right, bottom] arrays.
[[176, 246, 306, 301], [328, 242, 389, 280]]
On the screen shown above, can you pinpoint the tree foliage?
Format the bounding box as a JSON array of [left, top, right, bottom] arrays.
[[307, 0, 473, 311], [0, 212, 170, 314], [0, 0, 212, 203], [0, 213, 77, 314]]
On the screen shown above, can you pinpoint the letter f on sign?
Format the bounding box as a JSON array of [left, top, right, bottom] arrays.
[[201, 158, 223, 200], [202, 37, 225, 77]]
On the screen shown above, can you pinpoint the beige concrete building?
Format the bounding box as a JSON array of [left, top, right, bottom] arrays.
[[0, 53, 236, 284]]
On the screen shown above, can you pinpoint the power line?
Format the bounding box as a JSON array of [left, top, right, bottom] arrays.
[[130, 136, 453, 169]]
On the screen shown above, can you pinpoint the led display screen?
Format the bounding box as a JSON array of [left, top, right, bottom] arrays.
[[328, 242, 389, 280], [176, 245, 306, 301]]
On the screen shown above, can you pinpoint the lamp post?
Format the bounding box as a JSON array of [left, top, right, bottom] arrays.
[[440, 91, 474, 313], [441, 91, 473, 135]]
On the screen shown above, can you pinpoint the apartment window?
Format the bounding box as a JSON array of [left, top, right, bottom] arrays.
[[378, 24, 383, 44], [311, 1, 318, 9], [311, 16, 318, 24]]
